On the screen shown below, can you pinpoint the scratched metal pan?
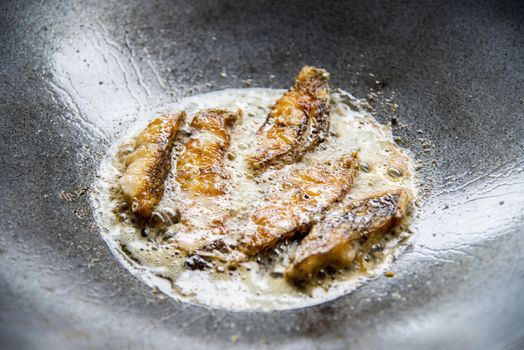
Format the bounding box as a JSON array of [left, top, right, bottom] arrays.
[[1, 0, 523, 349]]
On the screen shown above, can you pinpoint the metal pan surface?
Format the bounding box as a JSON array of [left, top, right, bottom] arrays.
[[0, 0, 523, 349]]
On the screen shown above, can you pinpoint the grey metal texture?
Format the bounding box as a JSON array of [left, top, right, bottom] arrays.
[[0, 0, 523, 349]]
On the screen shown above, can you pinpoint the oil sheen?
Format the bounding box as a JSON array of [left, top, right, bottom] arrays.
[[91, 88, 417, 311]]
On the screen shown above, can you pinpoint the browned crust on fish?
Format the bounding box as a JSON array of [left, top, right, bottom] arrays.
[[119, 112, 186, 219], [285, 189, 410, 282], [176, 109, 240, 197], [239, 152, 358, 255], [247, 66, 330, 171]]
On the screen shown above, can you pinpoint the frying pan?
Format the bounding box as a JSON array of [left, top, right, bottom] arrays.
[[1, 0, 523, 349]]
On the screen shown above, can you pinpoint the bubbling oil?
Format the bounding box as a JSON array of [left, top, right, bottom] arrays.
[[91, 88, 417, 311]]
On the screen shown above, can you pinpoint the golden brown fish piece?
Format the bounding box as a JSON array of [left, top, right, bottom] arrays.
[[176, 109, 239, 196], [248, 66, 330, 171], [239, 152, 358, 255], [285, 189, 410, 283], [119, 112, 186, 219]]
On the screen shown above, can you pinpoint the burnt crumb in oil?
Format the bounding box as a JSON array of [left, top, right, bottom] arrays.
[[203, 239, 229, 253], [184, 255, 212, 270]]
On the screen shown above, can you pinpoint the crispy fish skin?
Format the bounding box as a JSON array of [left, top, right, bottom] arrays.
[[119, 112, 186, 219], [248, 66, 330, 171], [285, 189, 410, 283], [239, 152, 358, 255], [176, 109, 239, 196]]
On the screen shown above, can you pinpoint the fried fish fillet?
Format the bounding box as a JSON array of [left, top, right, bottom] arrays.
[[285, 189, 410, 282], [239, 152, 358, 255], [176, 109, 239, 196], [119, 112, 186, 219], [248, 66, 330, 171]]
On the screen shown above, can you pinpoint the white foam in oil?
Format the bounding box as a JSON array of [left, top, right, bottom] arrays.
[[91, 88, 417, 311]]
